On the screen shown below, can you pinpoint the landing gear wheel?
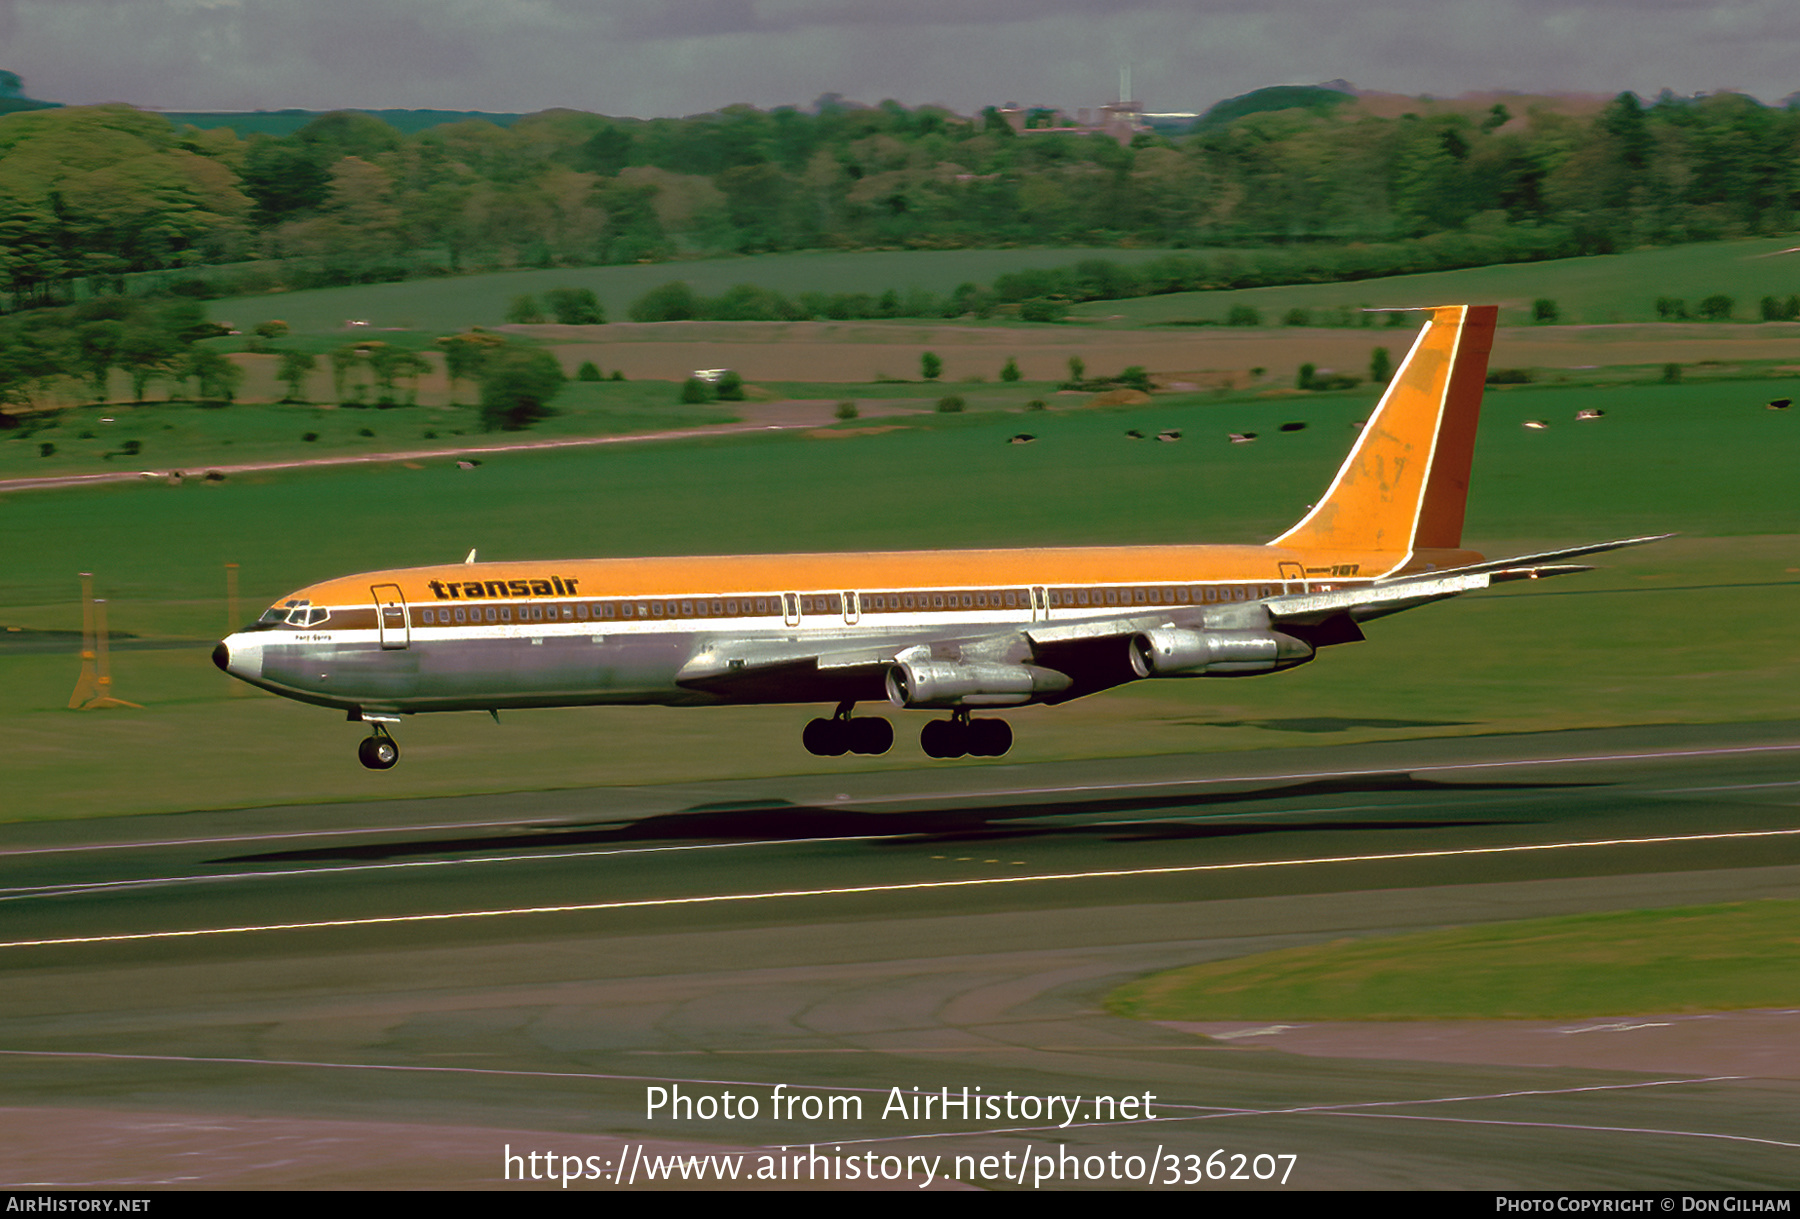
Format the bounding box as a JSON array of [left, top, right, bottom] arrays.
[[357, 733, 399, 770], [921, 718, 968, 759], [849, 716, 894, 756], [803, 717, 849, 756], [968, 718, 1013, 757]]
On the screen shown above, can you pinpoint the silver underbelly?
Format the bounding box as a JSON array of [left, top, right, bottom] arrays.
[[259, 633, 703, 710]]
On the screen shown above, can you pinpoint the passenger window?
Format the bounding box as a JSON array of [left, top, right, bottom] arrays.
[[500, 607, 511, 622]]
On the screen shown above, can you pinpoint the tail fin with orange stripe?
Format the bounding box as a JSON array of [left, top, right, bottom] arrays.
[[1271, 304, 1497, 556]]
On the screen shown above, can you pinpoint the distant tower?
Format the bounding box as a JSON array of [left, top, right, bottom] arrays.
[[1101, 66, 1145, 145]]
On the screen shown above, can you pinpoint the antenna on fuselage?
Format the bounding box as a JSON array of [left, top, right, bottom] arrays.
[[464, 549, 478, 564]]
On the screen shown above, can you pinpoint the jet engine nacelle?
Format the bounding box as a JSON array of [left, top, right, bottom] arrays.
[[1129, 627, 1315, 677], [886, 659, 1073, 708]]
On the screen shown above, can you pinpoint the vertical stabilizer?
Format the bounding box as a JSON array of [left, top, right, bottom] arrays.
[[1271, 304, 1496, 555]]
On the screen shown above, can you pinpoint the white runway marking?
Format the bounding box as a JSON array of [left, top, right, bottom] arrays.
[[5, 826, 1798, 950]]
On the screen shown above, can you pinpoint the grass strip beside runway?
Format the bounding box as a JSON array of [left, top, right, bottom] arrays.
[[1109, 899, 1800, 1021]]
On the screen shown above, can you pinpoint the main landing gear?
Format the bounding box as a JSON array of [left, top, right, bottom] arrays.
[[353, 714, 401, 770], [920, 710, 1012, 759], [802, 702, 892, 752], [803, 703, 894, 756], [802, 705, 1013, 759]]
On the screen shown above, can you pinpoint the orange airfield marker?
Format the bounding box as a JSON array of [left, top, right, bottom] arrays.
[[68, 573, 141, 711]]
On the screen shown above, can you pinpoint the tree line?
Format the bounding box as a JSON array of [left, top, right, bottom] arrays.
[[3, 90, 1800, 311]]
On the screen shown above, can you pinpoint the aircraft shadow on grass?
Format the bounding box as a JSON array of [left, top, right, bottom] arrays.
[[217, 773, 1601, 865]]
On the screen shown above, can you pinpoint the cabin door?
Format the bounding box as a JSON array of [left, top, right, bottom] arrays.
[[372, 584, 410, 649], [1278, 562, 1308, 595]]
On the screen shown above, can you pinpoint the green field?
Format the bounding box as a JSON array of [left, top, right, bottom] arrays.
[[203, 247, 1196, 336], [1072, 236, 1800, 327], [198, 238, 1800, 338], [0, 377, 741, 479], [1107, 900, 1800, 1020], [2, 365, 1795, 820]]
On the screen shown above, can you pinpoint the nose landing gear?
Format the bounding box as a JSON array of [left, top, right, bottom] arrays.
[[352, 712, 402, 770]]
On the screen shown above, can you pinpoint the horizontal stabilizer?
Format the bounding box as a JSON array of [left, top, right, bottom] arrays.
[[1388, 534, 1673, 582], [1271, 535, 1670, 625]]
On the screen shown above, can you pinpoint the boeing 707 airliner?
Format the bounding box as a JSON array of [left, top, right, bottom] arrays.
[[213, 305, 1661, 769]]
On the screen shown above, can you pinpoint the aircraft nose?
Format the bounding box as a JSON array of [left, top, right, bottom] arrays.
[[215, 633, 264, 682]]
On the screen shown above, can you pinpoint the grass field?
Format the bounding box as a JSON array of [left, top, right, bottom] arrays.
[[198, 238, 1800, 341], [203, 247, 1197, 337], [0, 376, 742, 479], [1106, 900, 1800, 1020], [2, 362, 1796, 819], [1072, 236, 1800, 327]]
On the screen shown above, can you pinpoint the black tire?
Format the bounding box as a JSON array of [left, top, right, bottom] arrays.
[[921, 719, 966, 759], [358, 735, 399, 770], [803, 717, 848, 756], [969, 718, 1013, 757], [850, 717, 894, 756]]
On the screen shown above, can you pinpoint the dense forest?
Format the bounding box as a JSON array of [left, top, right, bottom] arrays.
[[2, 87, 1799, 312]]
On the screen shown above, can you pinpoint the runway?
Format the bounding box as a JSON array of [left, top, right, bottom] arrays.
[[2, 722, 1797, 1190]]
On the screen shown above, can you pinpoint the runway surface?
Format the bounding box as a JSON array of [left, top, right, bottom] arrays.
[[2, 721, 1797, 1190]]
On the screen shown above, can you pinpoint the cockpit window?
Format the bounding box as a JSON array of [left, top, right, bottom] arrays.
[[251, 599, 328, 628]]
